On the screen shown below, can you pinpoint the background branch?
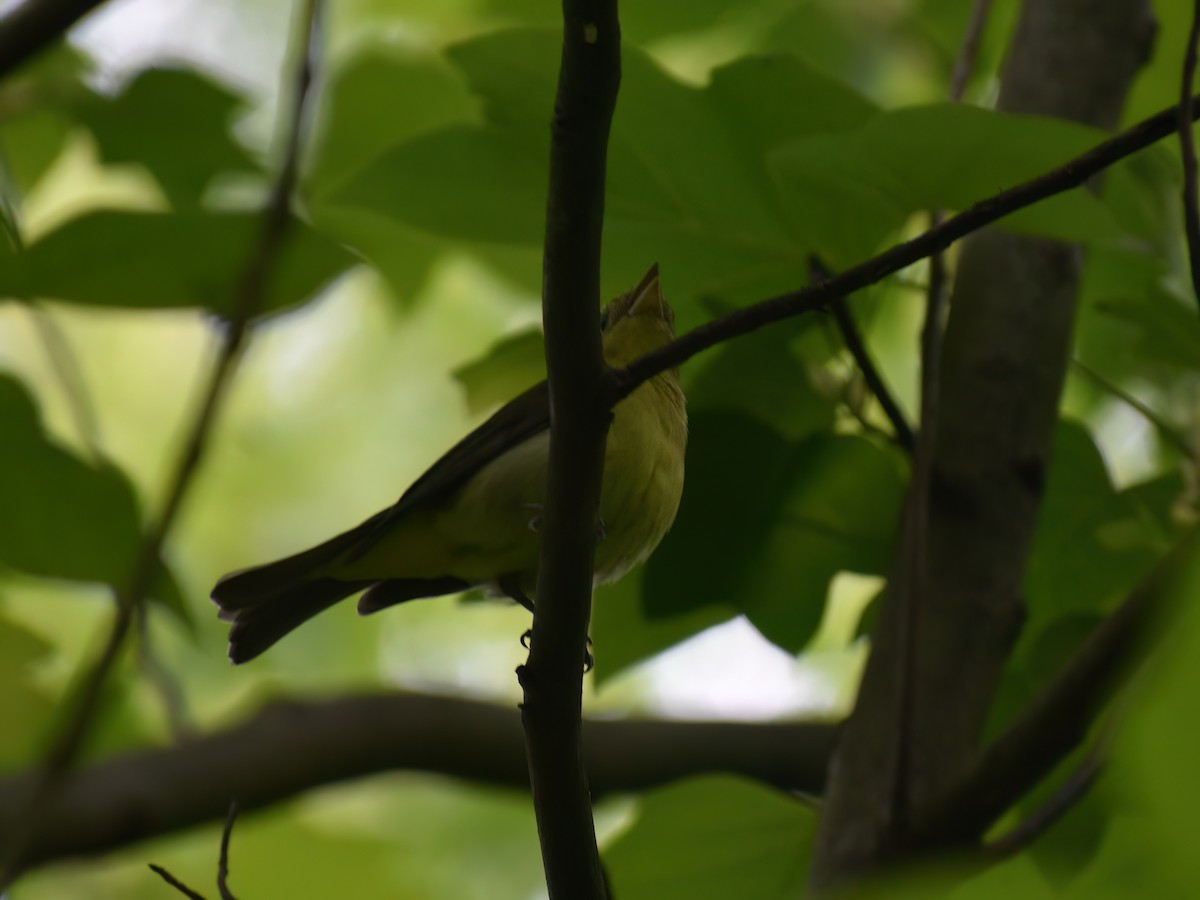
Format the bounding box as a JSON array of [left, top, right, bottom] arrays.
[[0, 0, 325, 888], [0, 692, 836, 870]]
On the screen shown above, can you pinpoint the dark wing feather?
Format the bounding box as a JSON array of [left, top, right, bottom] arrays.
[[346, 380, 550, 561]]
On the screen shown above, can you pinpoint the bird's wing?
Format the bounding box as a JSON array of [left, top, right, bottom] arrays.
[[345, 380, 550, 561]]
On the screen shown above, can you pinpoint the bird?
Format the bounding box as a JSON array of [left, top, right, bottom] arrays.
[[212, 264, 687, 663]]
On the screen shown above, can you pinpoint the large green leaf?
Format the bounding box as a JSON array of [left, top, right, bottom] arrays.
[[643, 412, 904, 653], [0, 374, 141, 586], [73, 67, 260, 210], [0, 210, 356, 314], [768, 104, 1120, 264], [604, 776, 817, 900], [306, 48, 476, 199], [452, 327, 545, 415]]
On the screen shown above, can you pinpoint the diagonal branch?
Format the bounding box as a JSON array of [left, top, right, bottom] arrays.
[[809, 256, 916, 454], [0, 692, 837, 870], [609, 91, 1200, 403], [518, 1, 621, 898], [1180, 0, 1200, 310], [0, 0, 325, 888], [0, 0, 110, 80]]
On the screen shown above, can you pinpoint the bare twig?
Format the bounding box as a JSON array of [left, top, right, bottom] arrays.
[[809, 256, 916, 454], [0, 0, 109, 80], [518, 0, 621, 897], [148, 864, 208, 900], [0, 692, 836, 870], [1180, 0, 1200, 310], [0, 0, 325, 888], [609, 92, 1200, 403], [217, 802, 239, 900], [1072, 358, 1198, 462]]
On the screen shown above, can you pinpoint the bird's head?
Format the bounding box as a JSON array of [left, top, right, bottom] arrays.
[[600, 264, 676, 368]]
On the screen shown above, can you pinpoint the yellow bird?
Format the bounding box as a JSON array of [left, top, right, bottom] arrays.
[[212, 265, 687, 663]]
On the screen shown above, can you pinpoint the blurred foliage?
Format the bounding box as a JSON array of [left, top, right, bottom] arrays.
[[0, 0, 1197, 897]]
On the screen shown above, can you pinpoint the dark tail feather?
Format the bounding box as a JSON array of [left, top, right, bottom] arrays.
[[220, 576, 373, 664], [357, 577, 473, 615]]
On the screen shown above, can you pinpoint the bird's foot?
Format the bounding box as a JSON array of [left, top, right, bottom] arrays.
[[518, 630, 594, 673]]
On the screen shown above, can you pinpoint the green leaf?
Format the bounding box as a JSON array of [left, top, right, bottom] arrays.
[[1024, 422, 1184, 631], [686, 325, 835, 442], [769, 104, 1120, 264], [330, 123, 548, 246], [644, 413, 904, 653], [306, 48, 476, 199], [0, 374, 140, 586], [604, 775, 817, 900], [0, 611, 55, 769], [590, 568, 737, 684], [72, 67, 260, 210], [0, 210, 356, 314], [452, 327, 545, 415], [706, 53, 879, 151]]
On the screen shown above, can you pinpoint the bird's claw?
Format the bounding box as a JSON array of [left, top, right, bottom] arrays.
[[518, 630, 595, 673]]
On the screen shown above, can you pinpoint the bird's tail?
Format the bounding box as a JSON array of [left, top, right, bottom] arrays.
[[212, 516, 473, 663]]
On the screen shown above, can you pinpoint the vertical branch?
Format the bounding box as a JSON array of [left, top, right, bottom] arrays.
[[517, 0, 620, 897], [810, 0, 1155, 890], [0, 0, 325, 888], [1181, 0, 1200, 309]]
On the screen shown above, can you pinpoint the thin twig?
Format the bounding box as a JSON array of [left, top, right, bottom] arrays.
[[1180, 0, 1200, 310], [0, 0, 324, 889], [217, 801, 240, 900], [135, 604, 193, 740], [609, 92, 1200, 404], [809, 256, 916, 454], [1072, 358, 1198, 462], [148, 864, 208, 900], [949, 0, 995, 103]]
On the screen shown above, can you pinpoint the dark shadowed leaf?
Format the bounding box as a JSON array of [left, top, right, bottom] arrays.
[[0, 210, 356, 314], [0, 374, 140, 586], [73, 67, 260, 210], [643, 412, 904, 653]]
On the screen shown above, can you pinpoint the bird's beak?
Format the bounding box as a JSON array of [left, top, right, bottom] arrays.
[[629, 262, 664, 319]]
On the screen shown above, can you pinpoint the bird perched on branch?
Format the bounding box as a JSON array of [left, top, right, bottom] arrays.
[[212, 264, 687, 663]]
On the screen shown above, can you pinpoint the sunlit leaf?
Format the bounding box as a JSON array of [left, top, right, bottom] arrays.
[[605, 775, 817, 900], [452, 327, 544, 415]]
